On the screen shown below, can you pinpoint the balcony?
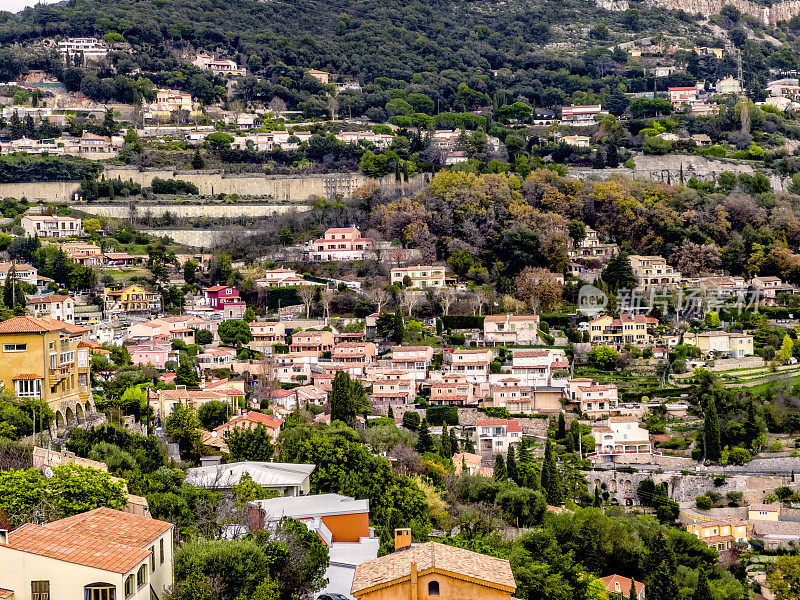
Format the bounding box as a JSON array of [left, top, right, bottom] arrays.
[[48, 365, 70, 384]]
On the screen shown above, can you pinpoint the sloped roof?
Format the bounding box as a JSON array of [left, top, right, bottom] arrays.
[[185, 461, 315, 489], [351, 542, 515, 595], [0, 315, 67, 334], [600, 575, 644, 597], [43, 506, 172, 548]]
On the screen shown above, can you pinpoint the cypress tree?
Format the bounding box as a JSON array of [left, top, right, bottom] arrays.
[[330, 371, 356, 428], [494, 453, 507, 482], [450, 427, 459, 454], [416, 418, 434, 453], [192, 149, 205, 169], [541, 438, 563, 505], [557, 412, 566, 439], [594, 486, 602, 507], [506, 445, 518, 483], [705, 396, 721, 462], [441, 423, 452, 458], [692, 570, 713, 600], [744, 402, 759, 448], [393, 306, 405, 343], [387, 405, 394, 420], [607, 143, 619, 168], [175, 355, 198, 388], [464, 436, 475, 453], [629, 580, 638, 600]]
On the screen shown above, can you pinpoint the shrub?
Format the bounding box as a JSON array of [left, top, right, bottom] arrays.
[[695, 495, 712, 510]]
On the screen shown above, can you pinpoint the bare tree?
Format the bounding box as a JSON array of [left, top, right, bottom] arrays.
[[269, 96, 287, 117], [365, 286, 390, 313], [438, 287, 457, 316], [327, 95, 339, 121], [402, 289, 419, 316], [471, 289, 490, 316], [298, 285, 315, 318], [321, 289, 334, 321]]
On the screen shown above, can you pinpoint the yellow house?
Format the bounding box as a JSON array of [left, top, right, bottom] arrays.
[[685, 519, 749, 551], [683, 332, 753, 358], [0, 316, 93, 430], [748, 503, 780, 521], [351, 534, 516, 600], [103, 284, 162, 316]]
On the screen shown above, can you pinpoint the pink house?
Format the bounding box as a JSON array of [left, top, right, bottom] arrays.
[[129, 343, 172, 369]]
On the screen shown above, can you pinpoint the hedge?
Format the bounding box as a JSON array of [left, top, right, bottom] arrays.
[[426, 405, 459, 426], [441, 315, 485, 330], [0, 154, 102, 183], [151, 177, 199, 195]]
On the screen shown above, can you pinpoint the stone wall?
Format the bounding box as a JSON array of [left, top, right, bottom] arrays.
[[569, 155, 790, 191], [0, 181, 80, 202], [139, 228, 230, 247], [73, 202, 311, 219], [102, 166, 421, 199]]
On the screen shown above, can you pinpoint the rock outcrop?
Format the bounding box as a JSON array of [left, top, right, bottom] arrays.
[[599, 0, 800, 25]]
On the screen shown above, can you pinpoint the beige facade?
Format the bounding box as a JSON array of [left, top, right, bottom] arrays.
[[629, 255, 681, 288], [686, 519, 748, 551], [21, 215, 83, 238], [484, 314, 540, 345], [390, 265, 446, 289], [683, 332, 753, 358]]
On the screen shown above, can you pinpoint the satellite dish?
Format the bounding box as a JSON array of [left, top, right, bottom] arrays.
[[44, 467, 54, 479]]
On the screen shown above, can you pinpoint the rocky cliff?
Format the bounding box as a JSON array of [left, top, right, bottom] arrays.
[[598, 0, 800, 25]]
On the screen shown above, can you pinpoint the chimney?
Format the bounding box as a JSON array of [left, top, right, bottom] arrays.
[[0, 530, 8, 545], [394, 528, 411, 552], [410, 561, 418, 600]]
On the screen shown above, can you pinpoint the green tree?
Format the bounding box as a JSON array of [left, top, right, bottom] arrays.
[[197, 400, 230, 429], [416, 418, 434, 453], [588, 346, 619, 371], [602, 251, 637, 290], [440, 423, 452, 458], [704, 397, 721, 462], [693, 570, 713, 600], [226, 425, 275, 462], [194, 328, 213, 345], [450, 427, 459, 454], [506, 445, 518, 483], [594, 486, 602, 507], [330, 371, 356, 428], [557, 413, 566, 439], [767, 555, 800, 600], [704, 311, 721, 328], [175, 355, 199, 387], [183, 260, 198, 285], [779, 334, 794, 364], [393, 306, 405, 342], [494, 453, 507, 482], [166, 403, 202, 461], [191, 149, 205, 169], [402, 411, 421, 431], [541, 437, 562, 505], [218, 319, 253, 347]]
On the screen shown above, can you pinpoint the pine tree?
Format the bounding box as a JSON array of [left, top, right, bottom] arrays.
[[393, 306, 404, 343], [594, 486, 602, 507], [557, 412, 566, 439], [330, 371, 356, 428], [692, 570, 713, 600], [704, 396, 721, 462], [192, 149, 205, 169], [441, 423, 452, 458], [629, 580, 638, 600], [450, 428, 459, 454], [387, 405, 394, 420], [606, 143, 619, 168], [494, 453, 507, 482], [416, 418, 434, 453], [506, 445, 518, 483], [175, 355, 199, 388]]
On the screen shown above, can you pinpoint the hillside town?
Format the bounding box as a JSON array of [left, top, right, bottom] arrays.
[[7, 0, 800, 598]]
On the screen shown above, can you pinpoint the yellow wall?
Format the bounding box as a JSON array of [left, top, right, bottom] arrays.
[[356, 570, 513, 600]]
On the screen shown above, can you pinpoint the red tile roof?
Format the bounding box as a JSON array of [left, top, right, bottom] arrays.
[[0, 315, 68, 333], [43, 506, 173, 547], [600, 575, 644, 597]]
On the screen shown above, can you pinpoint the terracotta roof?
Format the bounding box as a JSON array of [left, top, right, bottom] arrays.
[[704, 535, 734, 543], [484, 314, 539, 322], [600, 575, 644, 597], [608, 415, 638, 422], [30, 294, 71, 304], [9, 522, 149, 574], [43, 506, 173, 547], [216, 412, 283, 431], [0, 588, 13, 599], [12, 373, 40, 380], [749, 504, 780, 512], [0, 315, 67, 333], [351, 542, 515, 595], [514, 350, 550, 358]]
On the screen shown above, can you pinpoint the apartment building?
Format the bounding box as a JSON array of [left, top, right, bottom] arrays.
[[332, 342, 377, 373], [560, 104, 609, 125], [574, 383, 620, 417], [429, 374, 474, 406], [148, 89, 195, 114], [57, 37, 109, 62], [203, 285, 247, 319], [27, 294, 75, 323], [21, 215, 83, 238], [0, 262, 38, 286], [0, 507, 174, 600], [249, 321, 287, 349], [370, 378, 416, 409], [129, 343, 172, 369], [310, 227, 373, 262], [591, 416, 653, 463], [475, 418, 522, 454], [443, 348, 493, 383], [255, 268, 312, 288], [103, 285, 162, 317], [390, 265, 447, 289], [490, 377, 563, 413], [484, 314, 540, 345], [127, 315, 212, 345], [629, 255, 682, 288], [62, 242, 104, 267], [510, 350, 555, 387], [271, 351, 316, 383], [391, 345, 434, 378], [290, 330, 335, 355], [0, 316, 93, 431], [588, 314, 659, 347]]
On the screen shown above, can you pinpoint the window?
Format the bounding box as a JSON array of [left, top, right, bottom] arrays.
[[3, 343, 26, 352], [137, 564, 148, 588], [160, 538, 165, 564], [428, 581, 440, 596], [124, 574, 135, 597], [85, 584, 116, 600], [32, 581, 50, 600], [15, 378, 42, 398]]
